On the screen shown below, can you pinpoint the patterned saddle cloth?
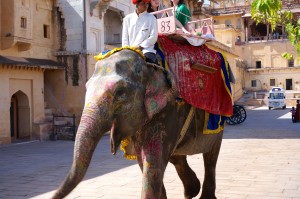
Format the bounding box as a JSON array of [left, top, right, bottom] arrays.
[[156, 34, 233, 117]]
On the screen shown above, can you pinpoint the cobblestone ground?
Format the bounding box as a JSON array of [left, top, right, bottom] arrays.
[[0, 106, 300, 199]]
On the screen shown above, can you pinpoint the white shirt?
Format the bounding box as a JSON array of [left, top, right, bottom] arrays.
[[122, 11, 158, 54]]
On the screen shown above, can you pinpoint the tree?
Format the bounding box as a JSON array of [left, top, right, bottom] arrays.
[[251, 0, 300, 60]]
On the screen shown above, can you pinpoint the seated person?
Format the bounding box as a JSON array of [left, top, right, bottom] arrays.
[[170, 0, 195, 34], [122, 0, 159, 64], [147, 0, 166, 18]]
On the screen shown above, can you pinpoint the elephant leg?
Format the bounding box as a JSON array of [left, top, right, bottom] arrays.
[[169, 155, 200, 199], [200, 135, 222, 199], [161, 184, 167, 199], [135, 129, 168, 199], [136, 159, 167, 199]]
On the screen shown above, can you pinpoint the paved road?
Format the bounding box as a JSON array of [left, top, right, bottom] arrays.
[[0, 106, 300, 199]]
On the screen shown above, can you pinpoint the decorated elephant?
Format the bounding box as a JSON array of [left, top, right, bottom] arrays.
[[52, 42, 232, 199]]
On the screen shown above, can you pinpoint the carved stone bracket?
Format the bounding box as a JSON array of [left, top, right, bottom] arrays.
[[89, 0, 111, 19], [90, 1, 99, 14], [98, 2, 110, 19]]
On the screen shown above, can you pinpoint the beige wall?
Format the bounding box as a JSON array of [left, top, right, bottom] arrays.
[[0, 0, 55, 59], [238, 42, 300, 69], [0, 0, 60, 144], [44, 69, 86, 124], [245, 69, 300, 91], [213, 14, 245, 48], [211, 0, 251, 8], [237, 41, 300, 91], [212, 6, 300, 94], [0, 67, 45, 144]]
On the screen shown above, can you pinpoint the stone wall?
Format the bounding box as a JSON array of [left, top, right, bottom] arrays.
[[239, 42, 300, 91], [0, 67, 45, 144]]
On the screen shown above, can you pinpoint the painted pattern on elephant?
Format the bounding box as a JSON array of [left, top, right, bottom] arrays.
[[52, 47, 231, 199]]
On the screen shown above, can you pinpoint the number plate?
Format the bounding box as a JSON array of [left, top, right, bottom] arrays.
[[157, 16, 176, 34]]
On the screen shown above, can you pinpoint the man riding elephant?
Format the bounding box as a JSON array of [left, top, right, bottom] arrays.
[[122, 0, 159, 65]]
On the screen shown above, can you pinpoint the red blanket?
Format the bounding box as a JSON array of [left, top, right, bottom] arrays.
[[157, 35, 232, 116]]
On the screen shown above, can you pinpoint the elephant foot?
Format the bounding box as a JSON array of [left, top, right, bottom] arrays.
[[184, 177, 200, 199], [170, 155, 201, 199], [199, 194, 217, 199]]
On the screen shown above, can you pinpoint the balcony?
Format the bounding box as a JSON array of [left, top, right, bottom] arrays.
[[235, 34, 289, 46], [1, 35, 32, 51], [0, 0, 32, 51], [210, 5, 250, 16], [214, 24, 242, 30], [249, 35, 288, 42]]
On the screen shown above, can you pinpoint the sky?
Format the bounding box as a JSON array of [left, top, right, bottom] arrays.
[[204, 0, 210, 5]]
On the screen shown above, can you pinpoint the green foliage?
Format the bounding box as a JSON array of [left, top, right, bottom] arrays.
[[251, 0, 281, 17], [251, 0, 300, 59], [282, 52, 293, 60]]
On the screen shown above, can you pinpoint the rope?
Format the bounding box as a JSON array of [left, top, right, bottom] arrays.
[[146, 62, 168, 73], [172, 106, 195, 154], [146, 62, 175, 90]]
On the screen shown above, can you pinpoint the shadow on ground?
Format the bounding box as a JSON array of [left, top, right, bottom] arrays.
[[1, 106, 299, 198], [0, 136, 137, 198]]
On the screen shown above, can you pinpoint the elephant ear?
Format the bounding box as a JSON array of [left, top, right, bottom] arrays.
[[144, 69, 177, 119]]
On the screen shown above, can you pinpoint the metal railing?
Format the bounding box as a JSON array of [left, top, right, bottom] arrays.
[[151, 7, 214, 36], [52, 114, 76, 141], [235, 35, 289, 45]]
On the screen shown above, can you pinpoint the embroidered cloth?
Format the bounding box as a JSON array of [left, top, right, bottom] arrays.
[[157, 35, 233, 116]]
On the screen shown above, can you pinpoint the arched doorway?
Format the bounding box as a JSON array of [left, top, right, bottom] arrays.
[[10, 91, 31, 141], [10, 95, 18, 139], [104, 8, 123, 49]]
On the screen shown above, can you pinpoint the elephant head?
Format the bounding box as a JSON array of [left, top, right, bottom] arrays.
[[52, 49, 177, 199]]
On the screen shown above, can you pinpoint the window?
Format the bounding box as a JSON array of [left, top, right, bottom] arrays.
[[251, 80, 257, 87], [256, 61, 261, 68], [288, 59, 294, 67], [225, 20, 232, 28], [270, 79, 276, 86], [21, 17, 27, 28], [269, 93, 284, 99], [43, 25, 50, 38], [236, 19, 242, 29]]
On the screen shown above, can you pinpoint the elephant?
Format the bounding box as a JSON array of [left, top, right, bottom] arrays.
[[52, 48, 225, 199]]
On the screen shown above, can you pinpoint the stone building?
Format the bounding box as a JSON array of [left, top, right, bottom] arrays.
[[0, 0, 240, 144], [0, 0, 137, 144], [49, 0, 242, 129], [207, 0, 300, 95], [0, 0, 64, 144]]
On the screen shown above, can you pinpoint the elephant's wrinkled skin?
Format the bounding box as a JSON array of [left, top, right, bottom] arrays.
[[52, 49, 223, 199]]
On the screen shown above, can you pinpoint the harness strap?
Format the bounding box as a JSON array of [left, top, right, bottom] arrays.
[[173, 106, 195, 153]]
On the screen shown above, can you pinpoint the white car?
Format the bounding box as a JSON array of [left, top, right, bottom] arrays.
[[268, 87, 286, 110]]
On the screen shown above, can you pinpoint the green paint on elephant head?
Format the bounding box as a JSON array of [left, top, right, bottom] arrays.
[[149, 99, 159, 114], [144, 68, 174, 119]]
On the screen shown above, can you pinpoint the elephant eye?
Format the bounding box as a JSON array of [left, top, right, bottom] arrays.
[[114, 88, 126, 100]]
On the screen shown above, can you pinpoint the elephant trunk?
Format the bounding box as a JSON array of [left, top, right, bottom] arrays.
[[52, 106, 110, 199]]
